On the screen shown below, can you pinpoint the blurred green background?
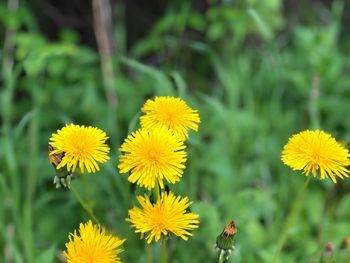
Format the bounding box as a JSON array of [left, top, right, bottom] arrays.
[[1, 0, 350, 262]]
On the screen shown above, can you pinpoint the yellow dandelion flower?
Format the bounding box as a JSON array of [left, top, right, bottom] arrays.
[[49, 124, 110, 173], [118, 126, 186, 189], [140, 96, 200, 140], [281, 129, 350, 182], [64, 220, 125, 263], [127, 191, 199, 243]]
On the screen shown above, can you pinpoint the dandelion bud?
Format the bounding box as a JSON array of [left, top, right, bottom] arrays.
[[215, 221, 237, 261], [321, 242, 334, 263]]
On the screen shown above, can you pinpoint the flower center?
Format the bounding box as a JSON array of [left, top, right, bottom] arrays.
[[74, 142, 88, 156], [154, 220, 165, 231], [162, 109, 177, 122], [148, 149, 159, 161]]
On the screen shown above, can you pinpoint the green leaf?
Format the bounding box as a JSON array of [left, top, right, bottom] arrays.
[[35, 245, 56, 263]]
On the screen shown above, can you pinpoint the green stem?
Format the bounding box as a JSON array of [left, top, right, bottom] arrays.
[[160, 239, 168, 263], [271, 176, 311, 263], [218, 250, 225, 263], [70, 184, 101, 224], [154, 181, 161, 200], [321, 256, 332, 263], [153, 182, 168, 263], [23, 109, 39, 263], [308, 75, 320, 130], [146, 244, 153, 263]]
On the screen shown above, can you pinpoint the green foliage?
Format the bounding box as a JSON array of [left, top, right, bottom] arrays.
[[1, 0, 350, 262]]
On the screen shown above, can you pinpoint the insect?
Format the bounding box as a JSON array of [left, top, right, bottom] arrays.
[[48, 145, 73, 188], [48, 145, 64, 167], [223, 221, 237, 237]]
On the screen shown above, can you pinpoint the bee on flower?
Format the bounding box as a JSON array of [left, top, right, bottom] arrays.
[[49, 124, 110, 173]]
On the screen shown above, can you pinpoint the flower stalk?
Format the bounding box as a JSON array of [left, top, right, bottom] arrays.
[[160, 239, 168, 263], [215, 221, 237, 262], [70, 184, 101, 225], [320, 243, 334, 263], [271, 176, 311, 262]]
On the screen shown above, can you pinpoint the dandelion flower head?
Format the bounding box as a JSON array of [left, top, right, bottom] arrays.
[[127, 191, 199, 243], [140, 96, 200, 140], [64, 220, 125, 263], [49, 124, 110, 173], [281, 129, 350, 182], [118, 126, 186, 189]]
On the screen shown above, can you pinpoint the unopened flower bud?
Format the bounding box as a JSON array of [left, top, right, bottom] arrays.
[[215, 221, 237, 261], [321, 243, 334, 263]]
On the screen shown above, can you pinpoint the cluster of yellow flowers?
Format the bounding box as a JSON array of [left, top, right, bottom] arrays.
[[48, 96, 201, 262], [118, 96, 200, 243], [48, 93, 350, 262]]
